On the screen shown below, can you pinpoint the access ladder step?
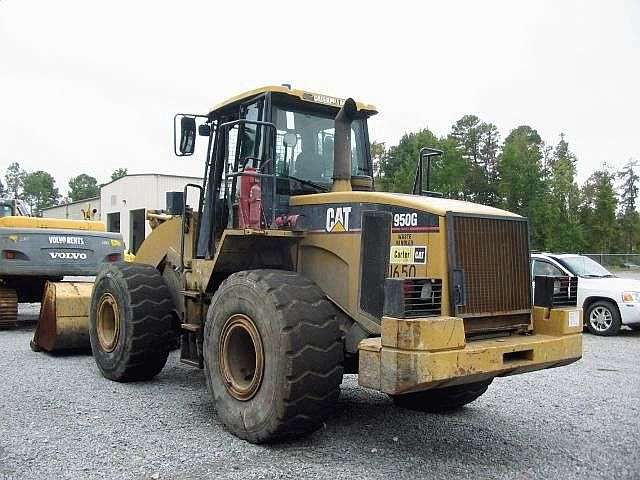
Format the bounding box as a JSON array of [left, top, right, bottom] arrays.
[[181, 323, 202, 333], [180, 289, 202, 299]]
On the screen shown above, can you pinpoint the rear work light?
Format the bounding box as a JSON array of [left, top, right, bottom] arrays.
[[107, 253, 121, 262]]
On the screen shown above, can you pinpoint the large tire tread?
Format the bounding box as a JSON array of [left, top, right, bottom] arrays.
[[90, 263, 176, 382], [204, 269, 343, 443]]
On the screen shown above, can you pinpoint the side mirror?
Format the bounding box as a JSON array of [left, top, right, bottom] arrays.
[[179, 116, 196, 155], [174, 114, 209, 156]]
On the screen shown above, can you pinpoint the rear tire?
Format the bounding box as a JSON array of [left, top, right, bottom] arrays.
[[89, 263, 178, 382], [391, 380, 492, 412], [586, 300, 621, 336], [204, 269, 343, 443]]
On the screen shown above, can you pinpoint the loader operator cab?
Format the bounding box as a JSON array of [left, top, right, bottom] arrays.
[[174, 86, 377, 259], [0, 201, 13, 218]]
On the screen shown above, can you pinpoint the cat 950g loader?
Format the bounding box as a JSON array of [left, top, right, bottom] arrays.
[[39, 86, 582, 443]]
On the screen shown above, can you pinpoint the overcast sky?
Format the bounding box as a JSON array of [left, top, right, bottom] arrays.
[[1, 1, 638, 197]]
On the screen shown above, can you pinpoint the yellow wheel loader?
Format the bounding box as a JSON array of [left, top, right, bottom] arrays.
[[37, 86, 582, 443], [0, 198, 124, 329]]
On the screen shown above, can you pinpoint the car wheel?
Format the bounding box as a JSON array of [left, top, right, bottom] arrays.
[[586, 300, 621, 336]]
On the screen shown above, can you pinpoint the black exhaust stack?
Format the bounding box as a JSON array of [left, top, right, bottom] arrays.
[[333, 98, 358, 192]]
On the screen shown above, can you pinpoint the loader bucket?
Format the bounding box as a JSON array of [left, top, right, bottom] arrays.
[[31, 281, 94, 352]]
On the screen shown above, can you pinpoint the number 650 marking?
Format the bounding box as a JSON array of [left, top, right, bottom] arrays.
[[388, 264, 416, 278]]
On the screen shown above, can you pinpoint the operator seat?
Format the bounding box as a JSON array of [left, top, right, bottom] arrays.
[[295, 149, 324, 180]]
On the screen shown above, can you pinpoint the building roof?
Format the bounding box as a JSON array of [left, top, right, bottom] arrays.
[[209, 85, 378, 116], [41, 174, 203, 211], [41, 196, 100, 211], [99, 173, 203, 189]]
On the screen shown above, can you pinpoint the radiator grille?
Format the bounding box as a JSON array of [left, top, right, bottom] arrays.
[[447, 213, 531, 334]]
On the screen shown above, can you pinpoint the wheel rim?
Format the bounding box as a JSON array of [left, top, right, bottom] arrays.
[[219, 313, 264, 401], [97, 293, 120, 352], [589, 306, 613, 332]]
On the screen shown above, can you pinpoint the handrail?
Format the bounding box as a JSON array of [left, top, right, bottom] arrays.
[[180, 183, 204, 271], [413, 147, 444, 196]]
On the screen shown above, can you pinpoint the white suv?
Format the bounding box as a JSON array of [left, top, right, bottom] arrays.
[[531, 253, 640, 336]]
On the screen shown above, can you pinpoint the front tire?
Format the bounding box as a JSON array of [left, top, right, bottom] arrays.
[[204, 269, 343, 444], [89, 263, 178, 382], [586, 300, 621, 336], [391, 380, 492, 412]]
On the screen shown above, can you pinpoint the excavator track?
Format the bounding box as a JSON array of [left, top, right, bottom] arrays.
[[0, 288, 18, 328]]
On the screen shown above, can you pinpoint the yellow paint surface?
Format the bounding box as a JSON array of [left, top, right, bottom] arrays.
[[359, 315, 582, 395], [0, 216, 106, 231]]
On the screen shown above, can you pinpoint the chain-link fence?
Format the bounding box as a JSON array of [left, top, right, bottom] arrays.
[[583, 253, 640, 270]]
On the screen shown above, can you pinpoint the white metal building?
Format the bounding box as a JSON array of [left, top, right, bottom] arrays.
[[41, 196, 101, 221], [100, 174, 202, 253], [41, 174, 202, 253]]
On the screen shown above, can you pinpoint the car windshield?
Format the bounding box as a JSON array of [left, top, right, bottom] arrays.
[[554, 255, 613, 278], [271, 105, 369, 186]]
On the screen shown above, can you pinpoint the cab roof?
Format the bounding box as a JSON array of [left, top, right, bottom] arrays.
[[209, 85, 378, 116]]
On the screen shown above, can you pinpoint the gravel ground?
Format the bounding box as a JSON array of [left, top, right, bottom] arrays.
[[1, 304, 639, 480]]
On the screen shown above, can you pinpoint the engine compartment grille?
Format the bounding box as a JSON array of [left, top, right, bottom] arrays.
[[383, 278, 442, 318], [447, 213, 532, 335], [403, 278, 443, 317], [534, 275, 578, 308]]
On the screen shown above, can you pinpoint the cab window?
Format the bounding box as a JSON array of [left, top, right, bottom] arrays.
[[239, 99, 265, 165], [0, 203, 13, 217], [272, 105, 369, 184]]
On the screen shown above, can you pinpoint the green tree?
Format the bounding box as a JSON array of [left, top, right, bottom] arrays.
[[4, 162, 26, 198], [370, 141, 386, 183], [68, 174, 100, 201], [0, 178, 5, 197], [450, 115, 500, 206], [110, 168, 128, 181], [580, 167, 618, 252], [616, 159, 640, 252], [377, 129, 466, 197], [496, 126, 550, 247], [544, 134, 585, 251], [22, 171, 60, 212]]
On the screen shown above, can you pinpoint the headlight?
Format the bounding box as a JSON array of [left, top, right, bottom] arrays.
[[621, 291, 640, 303]]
